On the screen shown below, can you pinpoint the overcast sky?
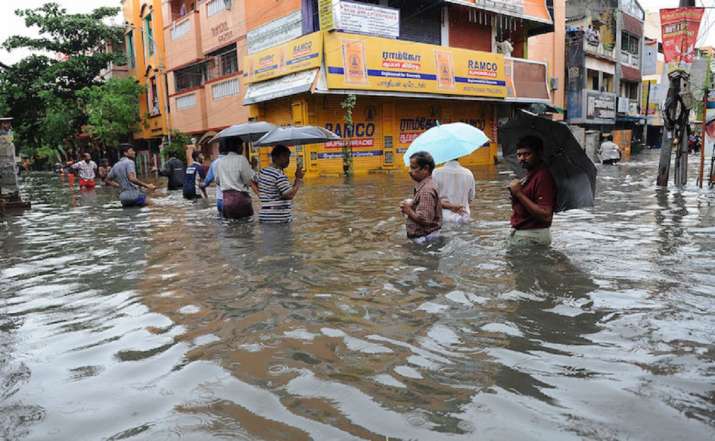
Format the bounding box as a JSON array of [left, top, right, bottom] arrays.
[[0, 0, 713, 65]]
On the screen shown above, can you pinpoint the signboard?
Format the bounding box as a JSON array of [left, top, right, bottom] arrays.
[[319, 0, 336, 31], [660, 7, 705, 65], [334, 1, 400, 39], [448, 0, 552, 24], [641, 80, 659, 116], [244, 32, 322, 83], [585, 91, 616, 120], [324, 32, 506, 98], [617, 96, 630, 114], [247, 11, 303, 54]]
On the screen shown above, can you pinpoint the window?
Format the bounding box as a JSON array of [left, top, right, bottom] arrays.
[[126, 31, 135, 68], [176, 93, 197, 110], [212, 78, 239, 100], [621, 33, 640, 55], [207, 0, 227, 17], [206, 45, 238, 80], [148, 77, 160, 116], [145, 14, 155, 57], [174, 63, 207, 92]]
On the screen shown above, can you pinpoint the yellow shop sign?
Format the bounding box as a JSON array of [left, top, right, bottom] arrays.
[[324, 32, 506, 98], [245, 32, 323, 84]]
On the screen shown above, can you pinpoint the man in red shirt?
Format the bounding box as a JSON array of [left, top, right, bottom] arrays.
[[508, 136, 557, 246]]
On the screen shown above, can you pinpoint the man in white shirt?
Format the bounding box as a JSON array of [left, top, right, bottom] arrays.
[[216, 138, 256, 219], [433, 159, 476, 224], [72, 152, 98, 189], [598, 134, 622, 165]]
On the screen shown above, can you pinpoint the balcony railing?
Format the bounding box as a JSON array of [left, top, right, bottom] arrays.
[[171, 16, 191, 40], [583, 40, 616, 60], [620, 50, 640, 67]]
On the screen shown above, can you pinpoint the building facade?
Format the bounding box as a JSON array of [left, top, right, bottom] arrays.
[[565, 0, 645, 157], [122, 0, 171, 158], [155, 0, 560, 176]]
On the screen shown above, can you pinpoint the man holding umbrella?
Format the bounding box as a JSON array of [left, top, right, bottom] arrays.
[[508, 136, 557, 246]]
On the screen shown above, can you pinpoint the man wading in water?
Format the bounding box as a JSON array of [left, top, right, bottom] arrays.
[[106, 144, 156, 207], [508, 136, 556, 246], [400, 151, 442, 244]]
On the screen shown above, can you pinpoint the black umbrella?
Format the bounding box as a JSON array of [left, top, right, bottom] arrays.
[[254, 125, 340, 146], [212, 121, 277, 143], [499, 110, 597, 212]]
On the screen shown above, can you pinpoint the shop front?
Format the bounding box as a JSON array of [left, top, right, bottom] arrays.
[[244, 31, 547, 177]]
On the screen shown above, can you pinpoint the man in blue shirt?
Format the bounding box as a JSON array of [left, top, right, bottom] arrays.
[[200, 141, 227, 213], [183, 151, 207, 200], [106, 144, 156, 207]]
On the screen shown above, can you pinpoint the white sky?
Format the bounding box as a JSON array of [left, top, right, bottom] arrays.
[[0, 0, 713, 65]]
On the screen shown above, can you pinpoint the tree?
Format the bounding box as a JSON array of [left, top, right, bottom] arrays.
[[161, 131, 191, 164], [78, 78, 143, 149], [341, 94, 357, 176], [0, 3, 124, 157]]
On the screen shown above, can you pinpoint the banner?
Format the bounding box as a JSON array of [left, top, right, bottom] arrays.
[[244, 32, 322, 84], [324, 32, 506, 98], [660, 7, 705, 65], [319, 0, 336, 31], [334, 1, 400, 39]]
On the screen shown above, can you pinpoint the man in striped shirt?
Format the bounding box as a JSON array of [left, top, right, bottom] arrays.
[[255, 145, 303, 223]]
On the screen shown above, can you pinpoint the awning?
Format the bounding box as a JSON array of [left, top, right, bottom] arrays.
[[444, 0, 552, 25], [621, 65, 641, 82], [243, 69, 318, 105]]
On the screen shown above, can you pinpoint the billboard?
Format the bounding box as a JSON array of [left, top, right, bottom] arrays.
[[244, 32, 323, 84], [324, 32, 506, 98], [660, 7, 705, 65]]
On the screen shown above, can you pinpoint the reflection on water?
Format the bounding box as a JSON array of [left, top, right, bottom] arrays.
[[1, 151, 714, 440]]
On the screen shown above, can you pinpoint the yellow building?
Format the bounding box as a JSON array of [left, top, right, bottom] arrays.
[[121, 0, 171, 152]]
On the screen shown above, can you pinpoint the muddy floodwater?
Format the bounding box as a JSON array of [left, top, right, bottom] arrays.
[[1, 150, 714, 441]]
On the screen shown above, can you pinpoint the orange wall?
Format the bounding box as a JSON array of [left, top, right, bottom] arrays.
[[528, 0, 565, 112], [200, 0, 246, 55], [164, 11, 202, 71], [204, 74, 247, 130], [171, 89, 208, 134]]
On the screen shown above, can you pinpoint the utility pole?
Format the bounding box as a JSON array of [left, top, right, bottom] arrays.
[[657, 0, 696, 187]]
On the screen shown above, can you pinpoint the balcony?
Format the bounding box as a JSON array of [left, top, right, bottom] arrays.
[[204, 75, 248, 129], [584, 40, 616, 61], [165, 11, 201, 71], [620, 50, 640, 68], [200, 0, 244, 55], [171, 88, 207, 134]]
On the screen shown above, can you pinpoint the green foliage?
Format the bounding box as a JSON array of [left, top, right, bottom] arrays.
[[161, 131, 191, 163], [0, 2, 124, 157], [78, 78, 143, 149], [340, 94, 357, 176]]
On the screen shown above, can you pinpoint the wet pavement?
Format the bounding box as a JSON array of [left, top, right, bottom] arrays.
[[1, 150, 714, 441]]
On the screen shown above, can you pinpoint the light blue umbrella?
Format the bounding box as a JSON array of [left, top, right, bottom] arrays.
[[402, 122, 490, 166]]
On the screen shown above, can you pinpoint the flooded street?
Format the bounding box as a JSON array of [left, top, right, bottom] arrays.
[[1, 150, 714, 441]]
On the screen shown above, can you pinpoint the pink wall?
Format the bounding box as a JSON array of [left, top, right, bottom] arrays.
[[164, 11, 202, 71], [528, 0, 565, 112], [200, 0, 246, 55]]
